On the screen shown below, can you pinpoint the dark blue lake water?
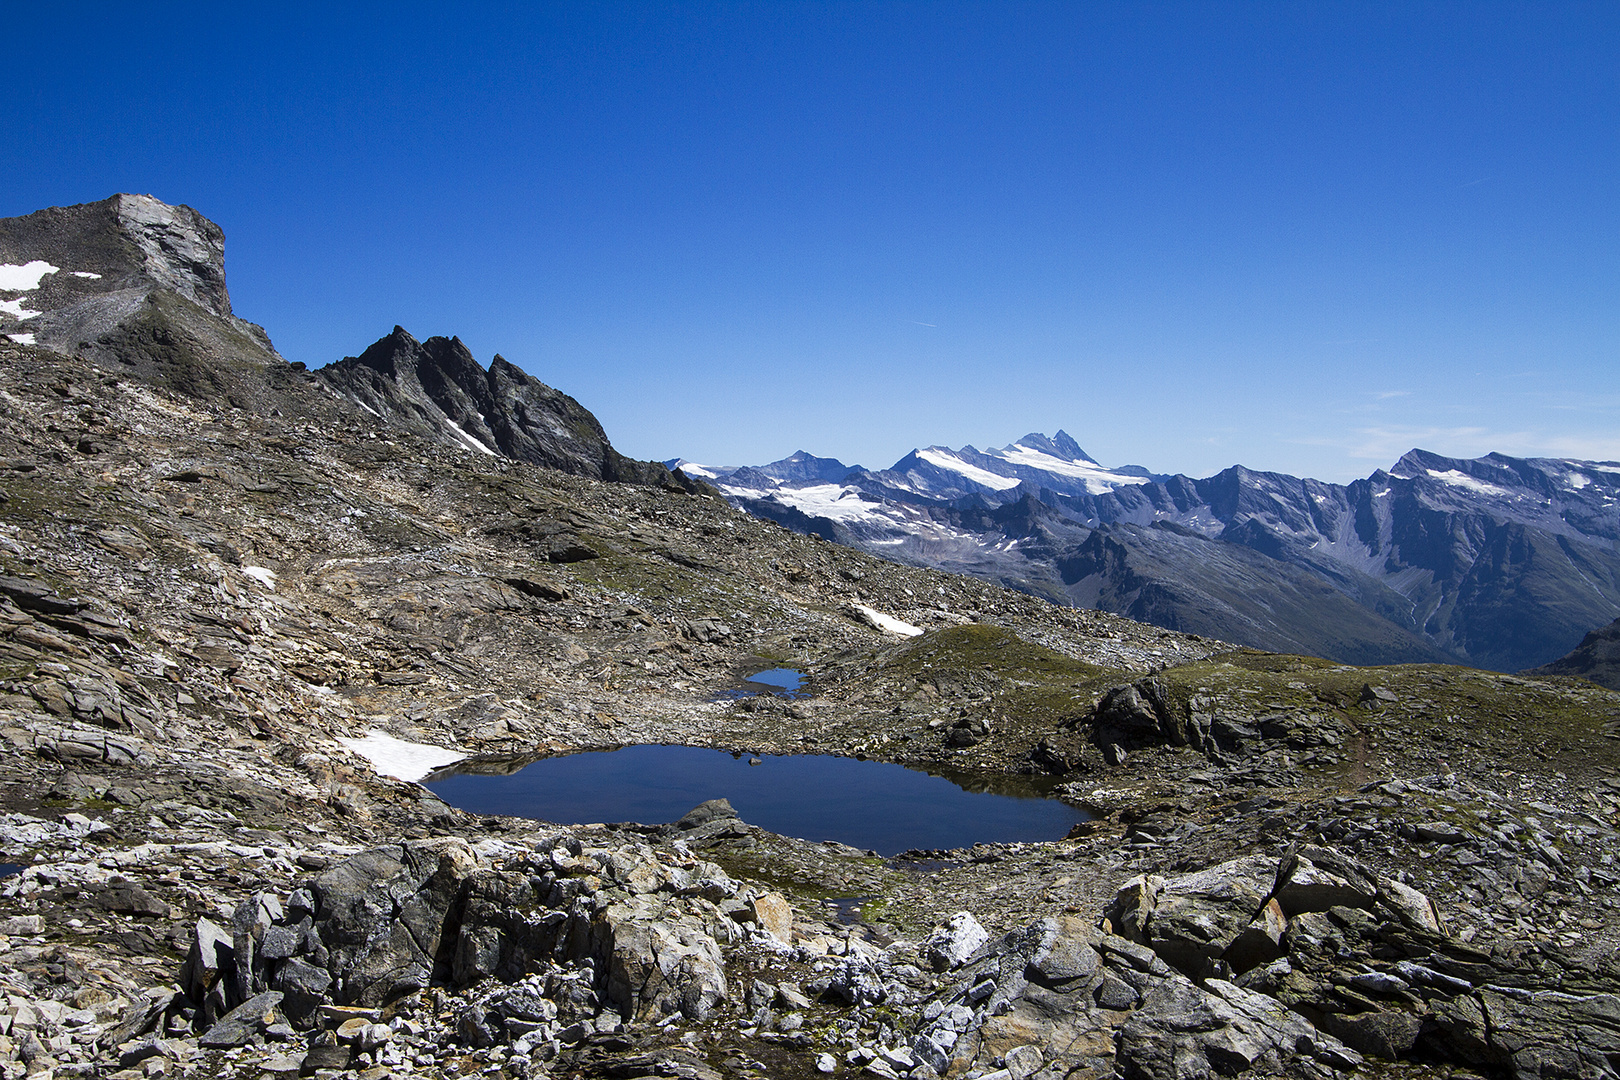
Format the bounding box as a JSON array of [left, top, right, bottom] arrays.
[[425, 744, 1086, 856]]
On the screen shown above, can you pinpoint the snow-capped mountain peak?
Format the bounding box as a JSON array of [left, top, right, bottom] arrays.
[[689, 435, 1620, 675]]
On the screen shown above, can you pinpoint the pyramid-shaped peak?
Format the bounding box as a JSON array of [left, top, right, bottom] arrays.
[[1007, 431, 1098, 464]]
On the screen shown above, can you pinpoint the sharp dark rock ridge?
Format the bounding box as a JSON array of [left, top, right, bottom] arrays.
[[321, 326, 704, 490], [704, 439, 1620, 672]]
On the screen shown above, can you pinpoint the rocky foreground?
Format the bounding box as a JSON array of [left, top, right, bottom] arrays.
[[0, 196, 1617, 1079]]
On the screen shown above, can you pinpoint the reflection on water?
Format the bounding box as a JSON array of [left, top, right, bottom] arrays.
[[712, 666, 810, 702], [744, 667, 805, 692], [426, 744, 1087, 857]]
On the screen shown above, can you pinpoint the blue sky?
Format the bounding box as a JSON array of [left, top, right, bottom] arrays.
[[6, 2, 1617, 482]]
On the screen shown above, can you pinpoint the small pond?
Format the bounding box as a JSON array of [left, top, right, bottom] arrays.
[[425, 744, 1086, 856], [711, 666, 810, 701]]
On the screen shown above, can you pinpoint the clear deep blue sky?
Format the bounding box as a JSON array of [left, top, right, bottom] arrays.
[[6, 3, 1616, 481]]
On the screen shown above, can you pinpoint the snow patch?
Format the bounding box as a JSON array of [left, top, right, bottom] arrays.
[[1567, 473, 1591, 490], [443, 415, 497, 456], [242, 566, 277, 589], [992, 445, 1146, 493], [0, 299, 42, 321], [337, 731, 466, 783], [1429, 469, 1513, 498], [677, 462, 723, 480], [915, 449, 1021, 491], [0, 261, 59, 291], [71, 271, 102, 279], [729, 483, 886, 525], [5, 334, 35, 345], [851, 603, 924, 637]]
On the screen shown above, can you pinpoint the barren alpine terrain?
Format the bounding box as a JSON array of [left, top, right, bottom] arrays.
[[0, 196, 1616, 1080]]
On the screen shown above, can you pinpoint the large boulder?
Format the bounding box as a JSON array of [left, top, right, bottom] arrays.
[[1104, 855, 1287, 979], [312, 838, 479, 1006], [1117, 976, 1361, 1079], [923, 911, 990, 972], [1105, 846, 1440, 981], [914, 915, 1115, 1077], [1431, 987, 1620, 1079], [596, 896, 728, 1021]]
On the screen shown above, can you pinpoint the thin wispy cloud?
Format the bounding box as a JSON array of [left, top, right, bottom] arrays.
[[1342, 425, 1620, 465], [1347, 426, 1495, 461]]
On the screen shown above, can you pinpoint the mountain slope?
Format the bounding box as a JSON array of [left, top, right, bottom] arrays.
[[708, 442, 1620, 671], [0, 194, 695, 492], [320, 326, 698, 488], [1525, 617, 1620, 690]]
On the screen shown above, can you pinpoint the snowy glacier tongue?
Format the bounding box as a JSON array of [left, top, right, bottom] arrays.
[[915, 448, 1022, 490]]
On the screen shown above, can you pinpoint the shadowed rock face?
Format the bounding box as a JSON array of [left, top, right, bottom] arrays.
[[318, 327, 699, 490], [0, 194, 236, 333], [1525, 617, 1620, 691]]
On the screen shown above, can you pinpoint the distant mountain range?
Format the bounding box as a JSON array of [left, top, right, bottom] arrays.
[[672, 434, 1620, 673]]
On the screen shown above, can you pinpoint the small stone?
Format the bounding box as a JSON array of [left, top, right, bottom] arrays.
[[336, 1017, 370, 1041], [300, 1042, 351, 1074], [1004, 1045, 1043, 1080], [1095, 972, 1139, 1010], [317, 1005, 380, 1028], [258, 925, 304, 961], [117, 1039, 175, 1068], [199, 990, 282, 1049], [923, 911, 988, 972], [751, 892, 794, 943]]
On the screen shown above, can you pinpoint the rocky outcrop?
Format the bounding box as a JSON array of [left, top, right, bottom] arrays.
[[1526, 617, 1620, 691], [319, 325, 705, 490], [1064, 676, 1353, 773], [905, 849, 1620, 1080], [176, 831, 742, 1049], [0, 194, 286, 402]]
